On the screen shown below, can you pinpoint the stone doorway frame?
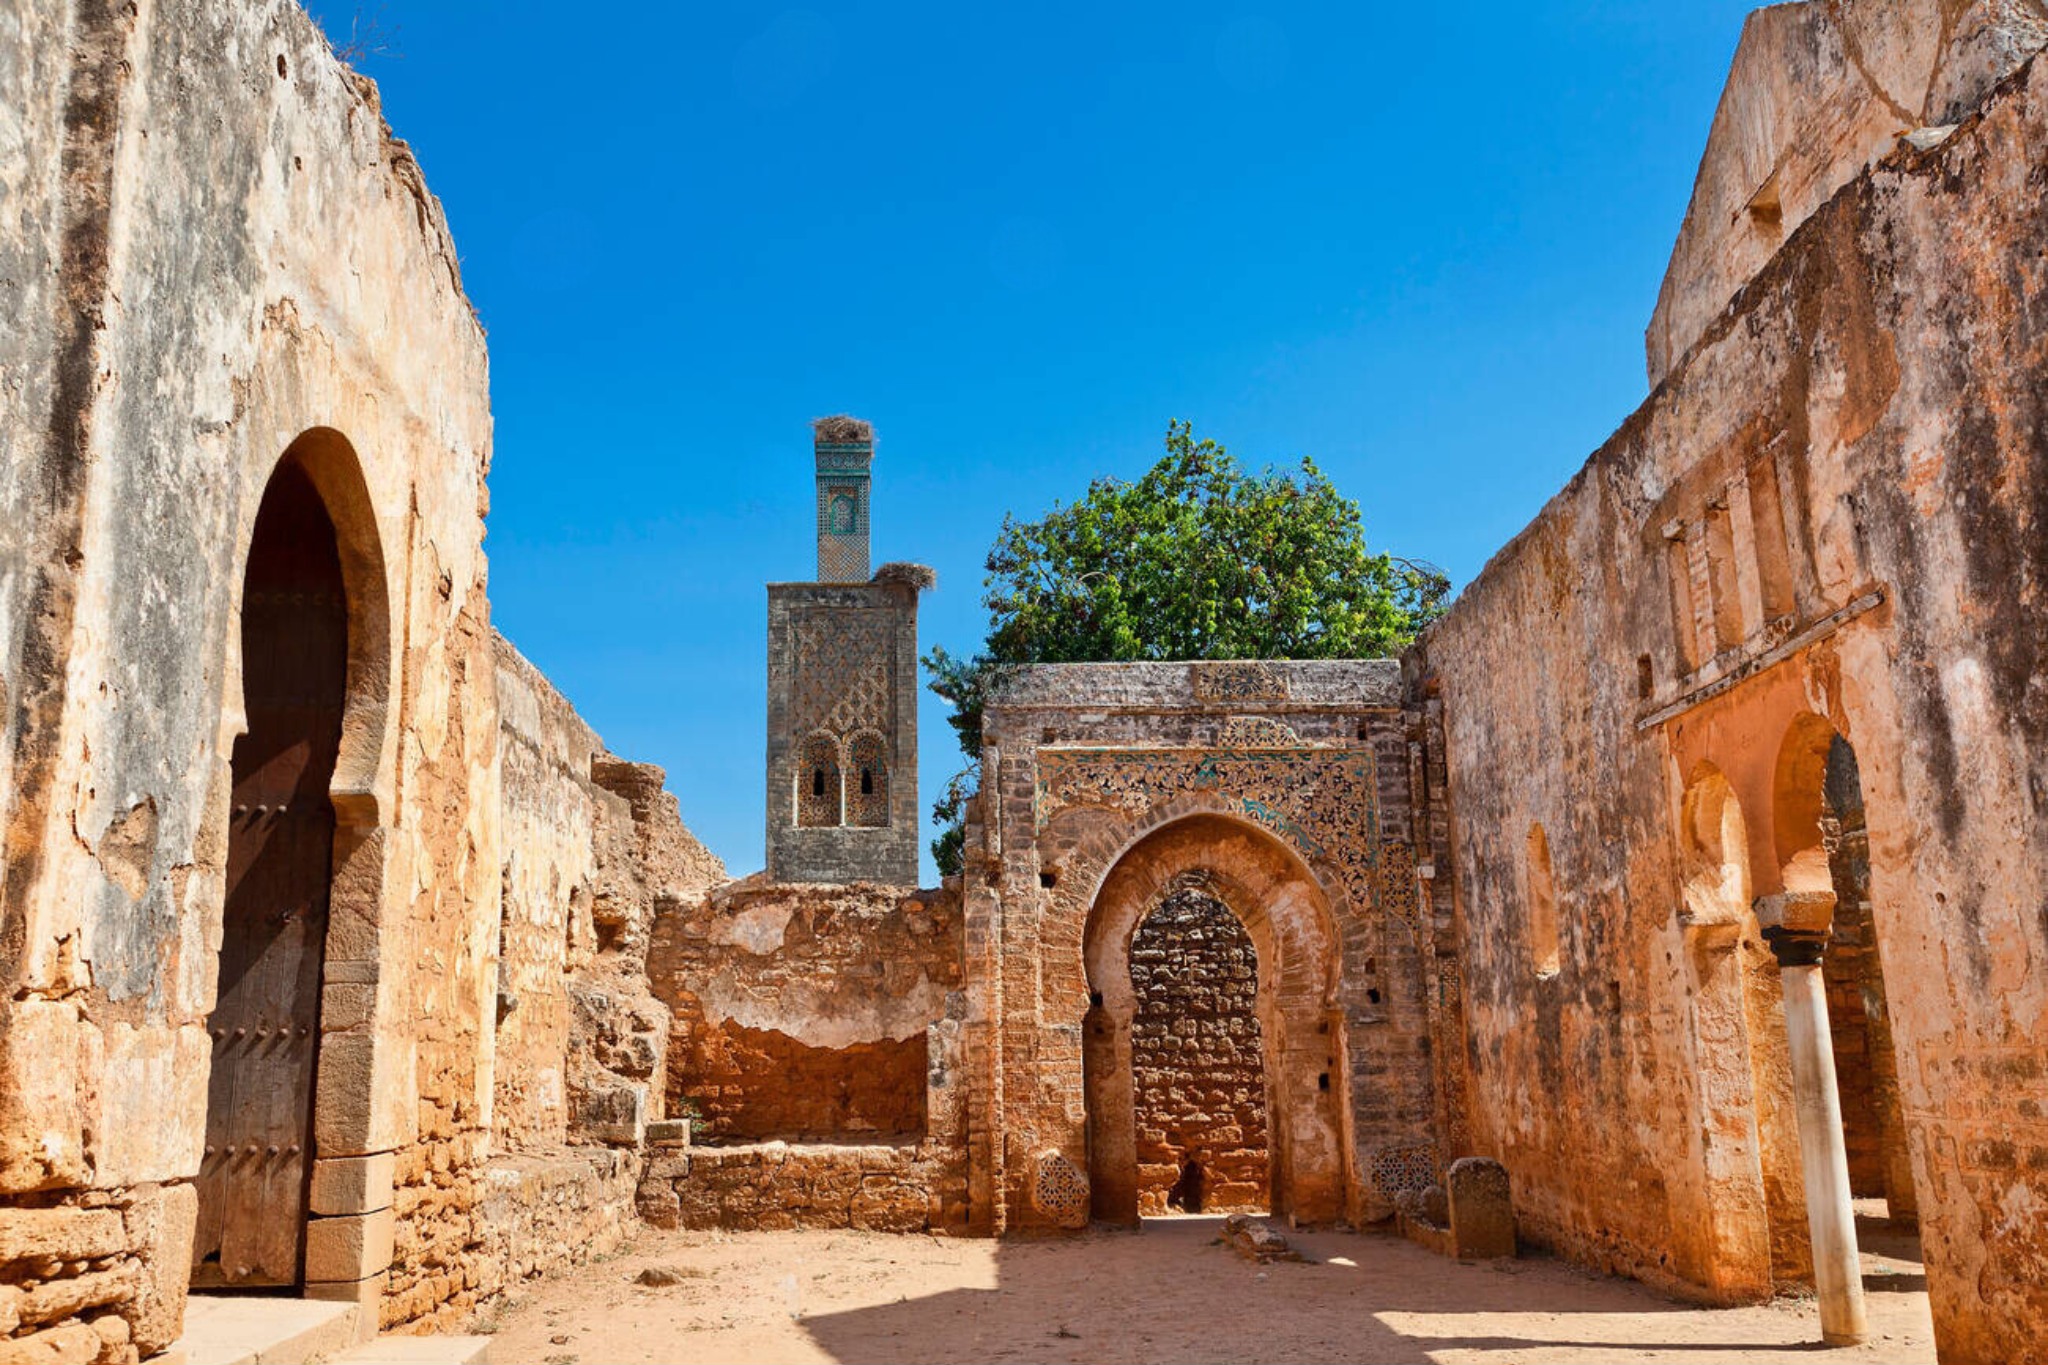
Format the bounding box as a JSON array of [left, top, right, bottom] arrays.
[[1079, 814, 1351, 1225], [203, 429, 405, 1317]]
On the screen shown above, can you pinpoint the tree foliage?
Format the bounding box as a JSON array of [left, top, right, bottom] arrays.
[[924, 420, 1449, 873]]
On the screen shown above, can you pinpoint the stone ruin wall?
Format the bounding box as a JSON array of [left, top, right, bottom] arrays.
[[0, 0, 745, 1348], [453, 636, 726, 1325], [0, 0, 500, 1354], [966, 662, 1465, 1236], [1129, 889, 1270, 1215], [640, 880, 969, 1234], [1419, 42, 2048, 1365], [1645, 0, 2048, 384]]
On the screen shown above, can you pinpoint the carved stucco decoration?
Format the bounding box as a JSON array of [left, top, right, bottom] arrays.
[[1034, 746, 1380, 913]]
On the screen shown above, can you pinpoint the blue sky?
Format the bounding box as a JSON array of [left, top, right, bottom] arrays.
[[325, 2, 1759, 881]]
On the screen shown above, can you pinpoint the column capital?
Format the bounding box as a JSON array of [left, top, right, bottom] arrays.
[[1755, 890, 1837, 967], [1761, 923, 1829, 967]]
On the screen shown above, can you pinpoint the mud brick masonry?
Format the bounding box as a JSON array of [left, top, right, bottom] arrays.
[[2, 2, 2047, 1364]]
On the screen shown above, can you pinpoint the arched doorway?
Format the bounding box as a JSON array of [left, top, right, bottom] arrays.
[[1128, 885, 1270, 1216], [1772, 717, 1918, 1228], [1672, 763, 1782, 1294], [193, 455, 349, 1287], [1081, 815, 1348, 1227]]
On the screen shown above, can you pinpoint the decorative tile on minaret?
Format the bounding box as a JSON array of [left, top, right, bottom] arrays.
[[814, 419, 872, 582]]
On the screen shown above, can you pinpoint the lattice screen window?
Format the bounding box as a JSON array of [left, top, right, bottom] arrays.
[[846, 731, 889, 828], [796, 734, 843, 827]]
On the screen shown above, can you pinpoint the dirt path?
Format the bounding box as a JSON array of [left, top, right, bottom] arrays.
[[482, 1217, 1933, 1365]]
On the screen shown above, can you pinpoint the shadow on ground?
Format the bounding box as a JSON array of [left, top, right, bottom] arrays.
[[797, 1217, 1928, 1365]]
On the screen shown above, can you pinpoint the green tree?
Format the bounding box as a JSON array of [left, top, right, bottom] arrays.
[[924, 420, 1448, 873]]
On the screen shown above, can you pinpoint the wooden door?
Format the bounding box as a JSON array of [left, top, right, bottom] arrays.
[[192, 460, 346, 1287]]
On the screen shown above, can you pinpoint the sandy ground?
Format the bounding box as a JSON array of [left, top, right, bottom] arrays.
[[482, 1214, 1933, 1365]]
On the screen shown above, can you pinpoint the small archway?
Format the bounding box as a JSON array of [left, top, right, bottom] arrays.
[[197, 432, 392, 1291], [845, 730, 888, 828], [1080, 815, 1348, 1226], [796, 733, 843, 827]]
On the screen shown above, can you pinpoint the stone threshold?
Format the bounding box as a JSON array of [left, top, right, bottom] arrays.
[[160, 1295, 493, 1365], [163, 1294, 360, 1365]]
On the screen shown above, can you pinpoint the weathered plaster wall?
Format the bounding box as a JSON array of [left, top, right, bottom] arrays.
[[493, 640, 609, 1153], [1425, 50, 2048, 1364], [494, 637, 732, 1154], [1646, 0, 2048, 385], [644, 880, 969, 1233], [968, 662, 1462, 1236], [0, 0, 499, 1352]]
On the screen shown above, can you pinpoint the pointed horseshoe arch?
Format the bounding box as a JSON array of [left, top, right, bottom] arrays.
[[199, 429, 395, 1289], [1079, 814, 1351, 1225]]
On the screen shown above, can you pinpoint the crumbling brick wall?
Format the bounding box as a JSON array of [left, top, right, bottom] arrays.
[[1130, 889, 1270, 1215], [642, 880, 969, 1232]]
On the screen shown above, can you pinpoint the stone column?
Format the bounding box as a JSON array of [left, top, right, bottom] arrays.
[[1757, 890, 1868, 1348]]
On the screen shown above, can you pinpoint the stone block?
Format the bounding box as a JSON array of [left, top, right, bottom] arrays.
[[0, 1320, 101, 1365], [304, 1272, 387, 1340], [321, 982, 380, 1034], [18, 1266, 133, 1328], [94, 1022, 209, 1186], [0, 1208, 126, 1264], [570, 1081, 646, 1147], [0, 1001, 92, 1194], [123, 1181, 197, 1353], [305, 1208, 396, 1284], [635, 1182, 680, 1231], [645, 1150, 692, 1182], [644, 1118, 693, 1148], [314, 1032, 417, 1157], [1447, 1156, 1515, 1259], [312, 1151, 397, 1216]]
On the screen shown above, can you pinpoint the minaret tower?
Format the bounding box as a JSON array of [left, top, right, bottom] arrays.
[[764, 417, 931, 885]]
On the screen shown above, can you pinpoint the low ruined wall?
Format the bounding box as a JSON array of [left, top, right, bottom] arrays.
[[646, 880, 970, 1232], [494, 642, 614, 1151], [438, 635, 726, 1327], [647, 1142, 949, 1234], [473, 1151, 641, 1297], [1422, 51, 2048, 1365]]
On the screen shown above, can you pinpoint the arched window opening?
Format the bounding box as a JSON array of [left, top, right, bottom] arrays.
[[1129, 888, 1269, 1217], [797, 734, 841, 827], [1526, 824, 1561, 978], [846, 732, 888, 828]]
